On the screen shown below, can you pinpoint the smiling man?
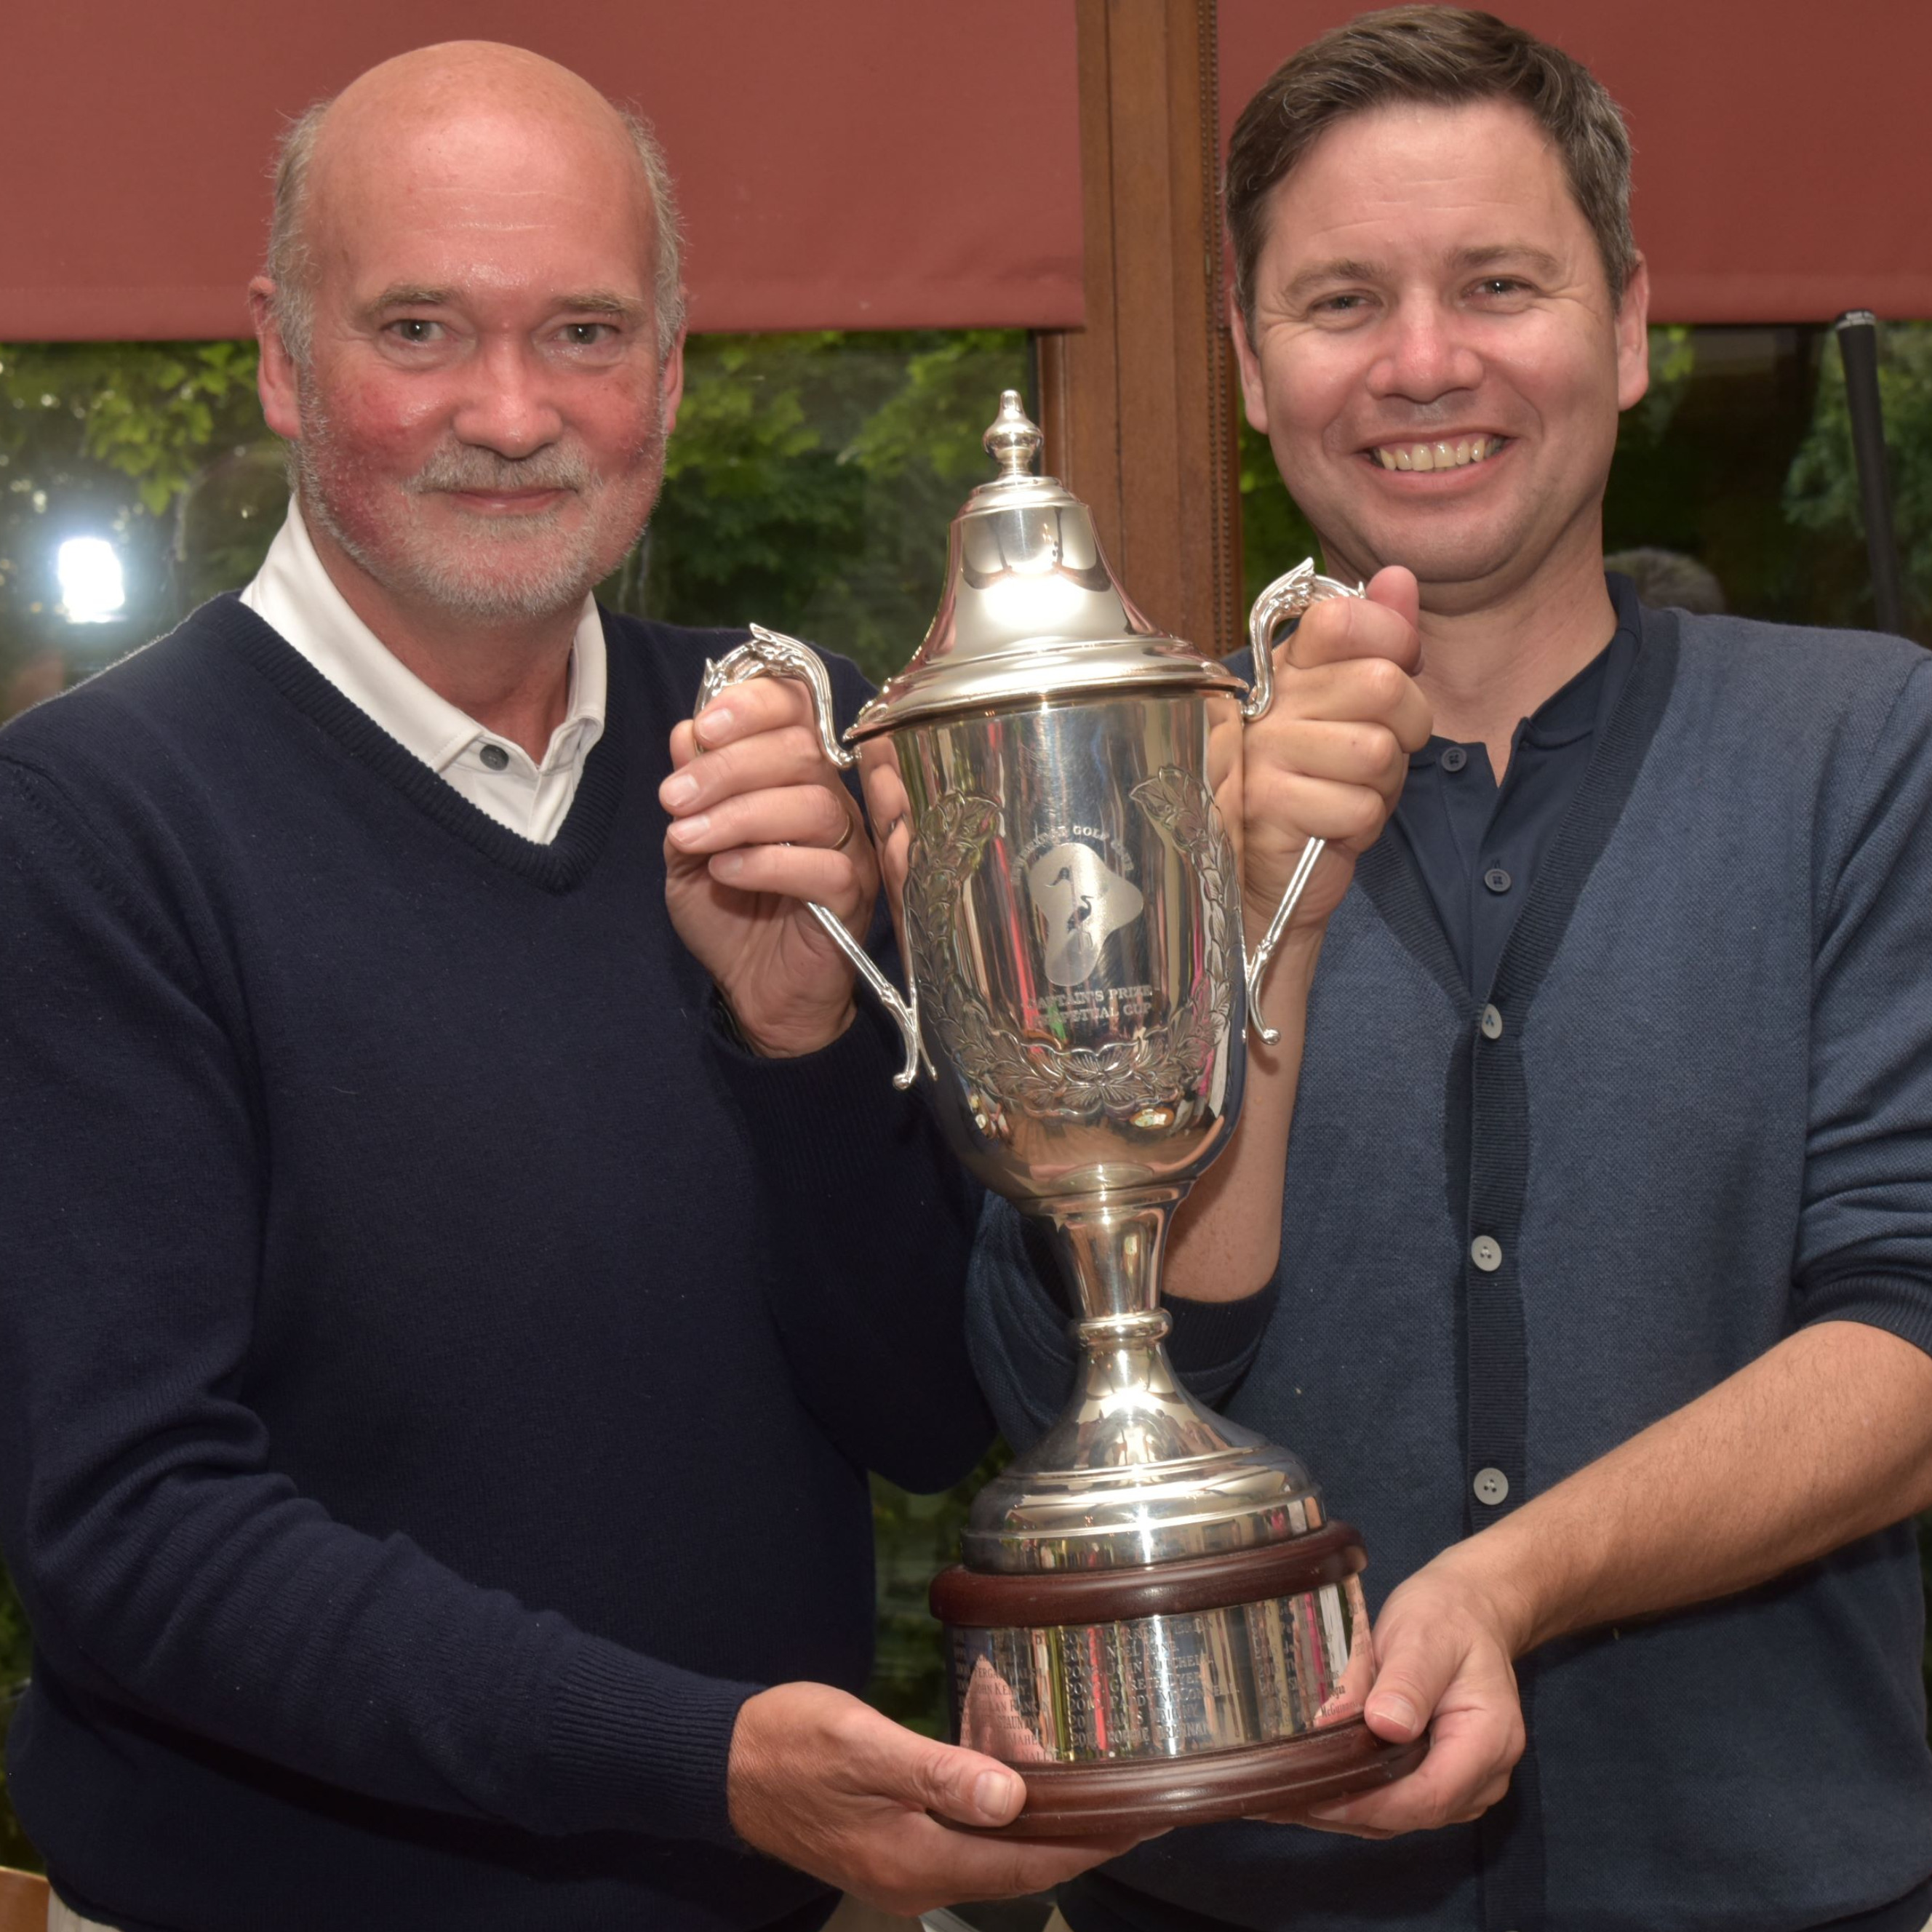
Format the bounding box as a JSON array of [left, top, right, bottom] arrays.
[[967, 10, 1932, 1932], [0, 41, 1136, 1932]]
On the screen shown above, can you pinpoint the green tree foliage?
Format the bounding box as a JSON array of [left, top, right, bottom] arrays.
[[636, 332, 872, 633], [865, 1445, 1011, 1739], [1238, 414, 1325, 612], [1, 340, 262, 516], [0, 329, 1031, 713], [0, 1560, 36, 1870], [632, 330, 1029, 685], [1785, 322, 1932, 631], [0, 340, 281, 704]]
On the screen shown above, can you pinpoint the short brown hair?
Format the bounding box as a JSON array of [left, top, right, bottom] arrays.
[[1226, 6, 1637, 341]]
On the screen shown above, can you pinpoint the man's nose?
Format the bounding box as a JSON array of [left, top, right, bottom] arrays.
[[450, 338, 566, 459], [1368, 302, 1484, 406]]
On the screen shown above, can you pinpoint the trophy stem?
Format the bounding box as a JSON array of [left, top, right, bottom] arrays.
[[1035, 1184, 1182, 1325], [981, 1186, 1281, 1506], [1034, 1187, 1229, 1470]]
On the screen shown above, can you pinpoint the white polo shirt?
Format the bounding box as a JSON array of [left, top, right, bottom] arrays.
[[240, 506, 607, 845]]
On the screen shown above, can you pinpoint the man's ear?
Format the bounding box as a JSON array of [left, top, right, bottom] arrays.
[[1229, 284, 1270, 435], [658, 321, 687, 439], [250, 277, 303, 442], [1614, 255, 1652, 413]]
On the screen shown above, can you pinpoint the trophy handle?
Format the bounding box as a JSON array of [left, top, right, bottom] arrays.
[[1240, 562, 1364, 1048], [693, 626, 927, 1090]]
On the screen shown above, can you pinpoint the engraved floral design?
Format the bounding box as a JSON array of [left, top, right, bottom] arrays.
[[1127, 766, 1237, 1095], [905, 772, 1237, 1125]]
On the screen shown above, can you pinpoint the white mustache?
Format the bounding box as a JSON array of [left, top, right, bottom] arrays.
[[405, 446, 596, 495]]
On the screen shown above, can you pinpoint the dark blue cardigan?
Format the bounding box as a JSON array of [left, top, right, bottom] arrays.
[[0, 599, 991, 1932], [970, 603, 1932, 1932]]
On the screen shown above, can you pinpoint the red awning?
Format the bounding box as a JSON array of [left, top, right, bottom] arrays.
[[0, 0, 1082, 341], [1219, 0, 1932, 326], [9, 4, 1925, 343]]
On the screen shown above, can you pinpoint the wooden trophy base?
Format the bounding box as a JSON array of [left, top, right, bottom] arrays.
[[933, 1522, 1428, 1837], [991, 1719, 1426, 1837]]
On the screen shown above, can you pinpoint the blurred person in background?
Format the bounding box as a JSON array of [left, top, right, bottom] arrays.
[[1603, 544, 1727, 612]]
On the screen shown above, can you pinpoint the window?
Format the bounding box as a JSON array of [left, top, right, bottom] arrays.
[[0, 322, 1925, 1824], [1238, 322, 1931, 642]]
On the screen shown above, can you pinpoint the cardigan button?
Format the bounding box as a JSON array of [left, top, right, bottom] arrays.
[[1483, 866, 1512, 894], [1473, 1467, 1510, 1506], [1471, 1234, 1503, 1272], [1480, 1004, 1504, 1039], [1440, 745, 1469, 772]]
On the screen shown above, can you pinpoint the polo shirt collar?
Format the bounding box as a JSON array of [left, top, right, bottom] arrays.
[[239, 502, 606, 779], [1408, 571, 1644, 769]]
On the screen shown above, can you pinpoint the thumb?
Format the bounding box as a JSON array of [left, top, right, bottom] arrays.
[[1361, 1615, 1456, 1744], [1283, 570, 1421, 674], [891, 1733, 1026, 1829], [1364, 563, 1420, 634]]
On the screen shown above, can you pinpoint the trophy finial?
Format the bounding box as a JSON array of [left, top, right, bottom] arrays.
[[983, 389, 1042, 480]]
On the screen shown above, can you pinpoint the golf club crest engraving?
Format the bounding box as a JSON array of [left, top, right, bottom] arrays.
[[904, 771, 1234, 1127], [1025, 841, 1141, 989], [696, 392, 1425, 1832]]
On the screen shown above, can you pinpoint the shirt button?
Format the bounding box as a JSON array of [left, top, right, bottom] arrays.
[[1440, 745, 1469, 773], [1480, 1004, 1504, 1039], [1470, 1234, 1502, 1272], [1483, 866, 1512, 893], [1473, 1467, 1510, 1506], [479, 744, 511, 771]]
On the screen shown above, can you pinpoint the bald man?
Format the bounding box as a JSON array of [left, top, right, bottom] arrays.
[[0, 44, 1129, 1932]]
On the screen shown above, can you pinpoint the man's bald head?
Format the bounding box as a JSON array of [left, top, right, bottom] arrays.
[[249, 39, 690, 634], [265, 42, 684, 368]]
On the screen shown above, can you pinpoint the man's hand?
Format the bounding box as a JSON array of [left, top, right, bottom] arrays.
[[1165, 565, 1429, 1301], [1301, 1553, 1528, 1836], [728, 1682, 1144, 1916], [661, 676, 874, 1058], [1241, 564, 1430, 941], [1250, 1550, 1529, 1837], [1250, 1324, 1932, 1840]]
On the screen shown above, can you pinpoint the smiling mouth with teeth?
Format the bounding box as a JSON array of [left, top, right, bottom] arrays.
[[1371, 436, 1506, 471]]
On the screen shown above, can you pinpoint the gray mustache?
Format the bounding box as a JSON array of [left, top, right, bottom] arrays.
[[406, 447, 596, 495]]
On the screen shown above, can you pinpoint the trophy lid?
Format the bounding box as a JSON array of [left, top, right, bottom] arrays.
[[845, 391, 1243, 741]]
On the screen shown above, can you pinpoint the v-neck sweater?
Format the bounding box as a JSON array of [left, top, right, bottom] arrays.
[[239, 503, 610, 843], [0, 595, 991, 1932]]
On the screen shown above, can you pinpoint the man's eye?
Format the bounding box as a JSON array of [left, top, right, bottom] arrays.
[[1313, 293, 1368, 316], [1474, 279, 1529, 298], [388, 319, 442, 344], [563, 323, 615, 346]]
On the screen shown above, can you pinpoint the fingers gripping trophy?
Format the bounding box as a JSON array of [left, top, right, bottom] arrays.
[[696, 393, 1426, 1835]]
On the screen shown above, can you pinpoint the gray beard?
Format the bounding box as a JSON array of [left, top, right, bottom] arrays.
[[296, 468, 596, 623], [290, 386, 660, 625]]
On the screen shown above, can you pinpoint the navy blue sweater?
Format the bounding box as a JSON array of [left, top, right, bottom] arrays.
[[972, 604, 1932, 1932], [0, 598, 991, 1932]]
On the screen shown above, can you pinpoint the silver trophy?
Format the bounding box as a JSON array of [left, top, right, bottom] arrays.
[[698, 394, 1424, 1833]]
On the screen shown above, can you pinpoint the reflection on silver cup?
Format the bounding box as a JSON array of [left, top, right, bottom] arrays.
[[954, 1571, 1376, 1763], [695, 393, 1424, 1834]]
